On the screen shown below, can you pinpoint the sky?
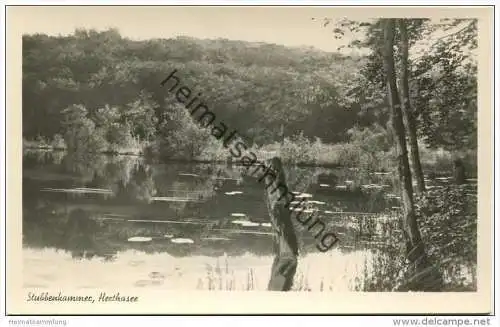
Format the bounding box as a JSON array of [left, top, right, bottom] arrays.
[[12, 6, 479, 58], [14, 6, 353, 52]]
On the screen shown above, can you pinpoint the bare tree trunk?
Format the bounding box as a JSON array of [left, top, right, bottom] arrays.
[[382, 19, 442, 291], [263, 157, 299, 291], [398, 19, 426, 194]]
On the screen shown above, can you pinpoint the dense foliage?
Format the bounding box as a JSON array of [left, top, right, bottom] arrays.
[[23, 26, 476, 169], [23, 29, 370, 157], [354, 184, 477, 291]]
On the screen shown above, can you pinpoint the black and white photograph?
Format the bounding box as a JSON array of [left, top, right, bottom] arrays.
[[4, 4, 495, 315]]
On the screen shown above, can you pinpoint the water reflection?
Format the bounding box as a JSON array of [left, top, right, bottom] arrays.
[[23, 150, 415, 290]]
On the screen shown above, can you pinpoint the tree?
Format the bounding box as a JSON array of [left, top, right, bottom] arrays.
[[155, 101, 212, 160], [23, 28, 371, 150], [412, 19, 478, 182], [122, 91, 158, 142], [382, 19, 441, 291], [61, 104, 107, 153], [398, 19, 426, 193], [322, 18, 467, 189]]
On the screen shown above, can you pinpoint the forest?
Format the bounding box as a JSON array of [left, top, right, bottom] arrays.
[[23, 18, 476, 173]]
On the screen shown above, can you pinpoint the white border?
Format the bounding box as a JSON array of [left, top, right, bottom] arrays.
[[0, 0, 498, 6], [1, 0, 497, 325]]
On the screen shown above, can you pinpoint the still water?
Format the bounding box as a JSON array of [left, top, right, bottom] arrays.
[[22, 150, 450, 291]]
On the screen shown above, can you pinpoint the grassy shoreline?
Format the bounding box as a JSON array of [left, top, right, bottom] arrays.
[[23, 144, 346, 169], [23, 139, 477, 176]]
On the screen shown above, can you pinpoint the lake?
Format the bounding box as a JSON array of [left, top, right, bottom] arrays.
[[22, 150, 472, 291]]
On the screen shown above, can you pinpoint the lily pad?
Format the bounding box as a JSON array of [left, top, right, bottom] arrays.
[[231, 220, 248, 224], [307, 200, 325, 205], [225, 191, 243, 195], [178, 173, 200, 177], [239, 221, 260, 227], [128, 236, 152, 242], [295, 193, 313, 198], [232, 220, 259, 227], [171, 238, 194, 244]]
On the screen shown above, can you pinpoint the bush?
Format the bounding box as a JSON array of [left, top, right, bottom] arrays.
[[51, 134, 66, 149], [64, 119, 108, 154], [197, 136, 229, 162], [324, 125, 395, 171], [419, 146, 454, 172], [415, 184, 477, 290], [347, 124, 393, 152], [419, 146, 477, 178], [256, 128, 396, 170], [34, 135, 49, 147], [353, 247, 406, 292], [279, 132, 319, 164], [355, 184, 477, 291], [105, 123, 142, 154]]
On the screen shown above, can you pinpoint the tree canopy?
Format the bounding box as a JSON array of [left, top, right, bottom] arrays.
[[23, 23, 477, 164]]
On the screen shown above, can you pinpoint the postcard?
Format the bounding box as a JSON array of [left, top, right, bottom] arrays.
[[5, 5, 494, 314]]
